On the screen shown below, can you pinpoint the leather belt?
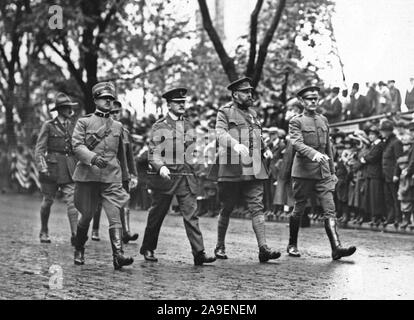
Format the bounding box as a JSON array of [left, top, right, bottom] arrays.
[[49, 150, 74, 156]]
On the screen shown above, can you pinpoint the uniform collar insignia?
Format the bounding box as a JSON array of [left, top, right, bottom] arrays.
[[95, 110, 110, 118]]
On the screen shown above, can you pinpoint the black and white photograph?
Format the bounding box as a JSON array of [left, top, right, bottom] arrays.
[[0, 0, 414, 305]]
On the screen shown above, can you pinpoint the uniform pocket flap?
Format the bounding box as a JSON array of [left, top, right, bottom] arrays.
[[302, 126, 316, 132]]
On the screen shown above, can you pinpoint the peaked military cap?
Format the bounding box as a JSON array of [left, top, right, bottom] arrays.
[[296, 85, 321, 98], [162, 87, 187, 101], [92, 82, 116, 99], [51, 92, 78, 111], [111, 100, 122, 112], [227, 77, 254, 91]]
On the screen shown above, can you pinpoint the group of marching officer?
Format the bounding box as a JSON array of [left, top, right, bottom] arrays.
[[34, 77, 356, 270]]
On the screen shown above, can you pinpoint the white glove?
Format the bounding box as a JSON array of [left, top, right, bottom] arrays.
[[159, 166, 171, 180], [312, 152, 330, 164], [263, 149, 273, 159], [234, 143, 250, 157], [129, 175, 138, 190]]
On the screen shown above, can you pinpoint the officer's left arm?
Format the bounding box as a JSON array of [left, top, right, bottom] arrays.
[[72, 118, 97, 165]]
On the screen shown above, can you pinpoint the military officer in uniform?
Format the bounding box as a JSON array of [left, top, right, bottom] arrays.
[[287, 85, 356, 260], [91, 100, 139, 243], [71, 82, 134, 270], [210, 77, 281, 263], [139, 87, 216, 266], [35, 92, 79, 244]]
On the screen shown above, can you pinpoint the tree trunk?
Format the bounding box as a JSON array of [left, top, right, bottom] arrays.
[[4, 97, 16, 149], [197, 0, 238, 82], [84, 52, 98, 114]]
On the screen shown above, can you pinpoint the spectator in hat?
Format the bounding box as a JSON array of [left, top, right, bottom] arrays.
[[398, 121, 414, 229], [360, 125, 385, 227], [322, 87, 343, 124], [404, 77, 414, 111], [334, 142, 350, 223], [366, 82, 379, 115], [345, 83, 371, 120], [380, 119, 403, 229], [388, 80, 402, 113], [378, 81, 392, 114], [347, 130, 370, 225]]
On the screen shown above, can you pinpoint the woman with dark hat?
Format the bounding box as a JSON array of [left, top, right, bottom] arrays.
[[347, 130, 371, 225], [360, 125, 385, 227]]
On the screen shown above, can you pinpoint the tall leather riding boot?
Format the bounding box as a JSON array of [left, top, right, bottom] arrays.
[[39, 205, 51, 243], [109, 228, 134, 270], [324, 218, 356, 260], [74, 225, 89, 265], [400, 211, 411, 230], [120, 208, 139, 244], [287, 216, 301, 257]]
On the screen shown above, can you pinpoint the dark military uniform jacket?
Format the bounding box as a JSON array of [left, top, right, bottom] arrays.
[[289, 111, 335, 179], [209, 102, 269, 182], [147, 113, 198, 195], [35, 116, 77, 184], [72, 114, 125, 183]]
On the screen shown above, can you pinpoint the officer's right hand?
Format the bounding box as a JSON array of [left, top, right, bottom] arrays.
[[91, 155, 108, 168], [234, 143, 250, 157], [159, 166, 171, 180], [40, 169, 50, 176], [313, 152, 330, 164]]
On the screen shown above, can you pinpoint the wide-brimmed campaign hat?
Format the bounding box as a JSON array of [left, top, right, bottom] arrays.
[[50, 92, 78, 111]]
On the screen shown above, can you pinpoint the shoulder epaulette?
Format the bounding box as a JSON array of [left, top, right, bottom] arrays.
[[219, 102, 233, 111], [154, 116, 166, 124], [80, 113, 93, 118]]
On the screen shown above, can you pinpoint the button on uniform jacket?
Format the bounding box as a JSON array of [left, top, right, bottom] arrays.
[[208, 102, 269, 182], [147, 113, 198, 195], [35, 117, 77, 184], [71, 114, 124, 183], [289, 112, 335, 180]]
